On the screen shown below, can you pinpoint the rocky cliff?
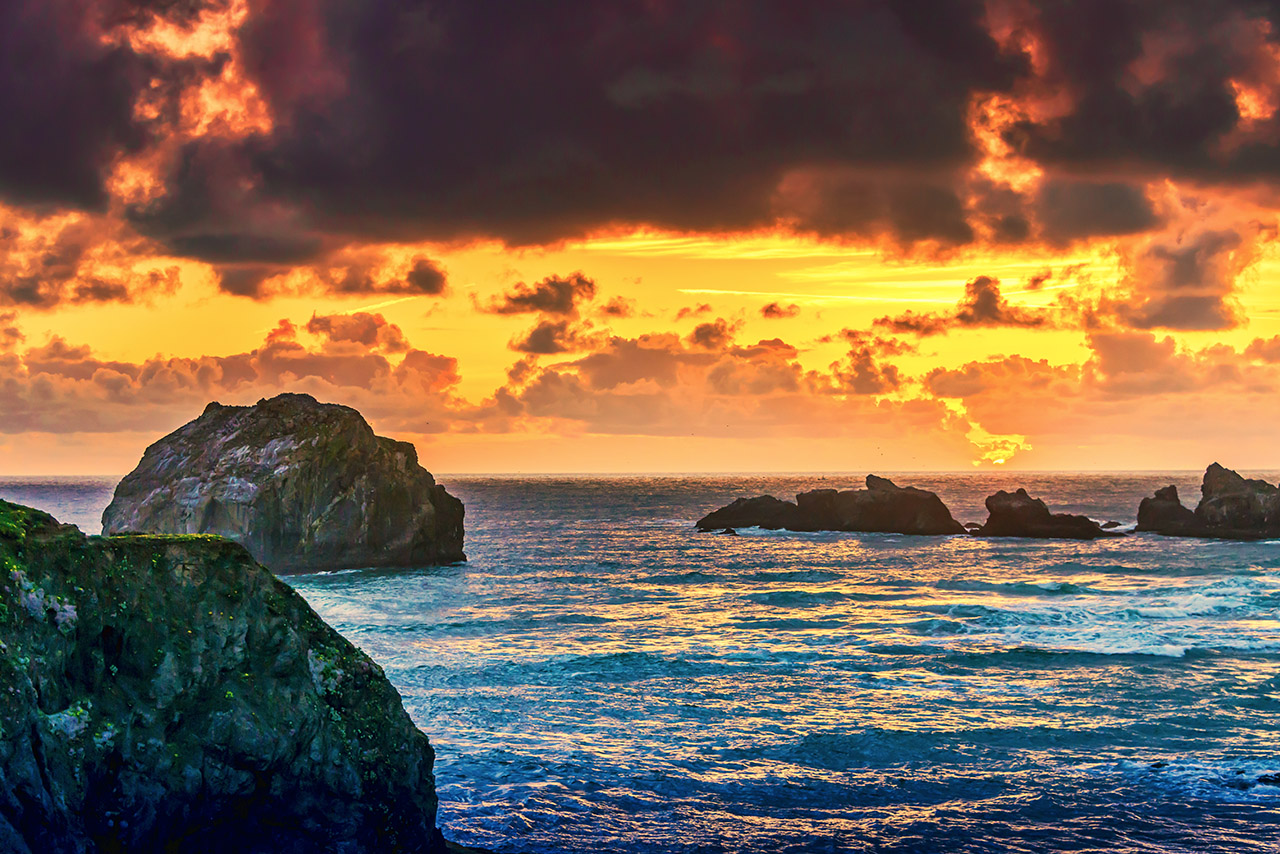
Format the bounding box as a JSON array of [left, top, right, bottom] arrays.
[[0, 499, 447, 853], [696, 475, 964, 535], [102, 394, 464, 573]]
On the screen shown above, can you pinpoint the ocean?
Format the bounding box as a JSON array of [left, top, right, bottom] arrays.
[[3, 472, 1279, 853]]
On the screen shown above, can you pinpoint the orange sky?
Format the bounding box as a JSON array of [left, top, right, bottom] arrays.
[[6, 1, 1280, 474]]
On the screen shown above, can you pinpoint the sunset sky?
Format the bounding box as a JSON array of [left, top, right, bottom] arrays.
[[7, 0, 1280, 474]]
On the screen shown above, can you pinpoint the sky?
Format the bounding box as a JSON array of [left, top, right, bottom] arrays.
[[6, 0, 1280, 474]]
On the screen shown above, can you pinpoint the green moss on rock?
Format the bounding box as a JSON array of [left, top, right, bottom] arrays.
[[0, 499, 446, 853]]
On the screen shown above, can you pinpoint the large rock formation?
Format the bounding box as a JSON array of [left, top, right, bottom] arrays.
[[0, 499, 446, 853], [102, 394, 464, 573], [976, 488, 1121, 540], [696, 475, 964, 535], [1138, 463, 1280, 539]]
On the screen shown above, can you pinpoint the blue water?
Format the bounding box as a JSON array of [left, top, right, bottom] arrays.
[[4, 473, 1280, 853]]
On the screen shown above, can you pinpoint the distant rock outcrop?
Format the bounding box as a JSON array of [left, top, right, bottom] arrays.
[[976, 488, 1121, 540], [0, 499, 447, 853], [1138, 463, 1280, 539], [696, 475, 964, 535], [102, 393, 464, 572], [1136, 485, 1197, 533]]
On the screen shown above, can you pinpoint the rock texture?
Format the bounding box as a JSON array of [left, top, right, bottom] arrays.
[[0, 499, 446, 853], [976, 488, 1121, 540], [102, 394, 464, 573], [1138, 463, 1280, 539], [696, 475, 964, 535]]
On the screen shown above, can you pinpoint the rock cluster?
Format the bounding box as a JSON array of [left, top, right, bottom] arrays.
[[975, 488, 1120, 540], [696, 475, 964, 535], [102, 393, 465, 573], [0, 500, 446, 853], [1138, 463, 1280, 539]]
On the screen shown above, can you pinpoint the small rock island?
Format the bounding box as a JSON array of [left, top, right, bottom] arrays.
[[102, 393, 465, 573], [0, 500, 447, 852], [696, 475, 965, 535], [976, 488, 1121, 540], [1138, 462, 1280, 539]]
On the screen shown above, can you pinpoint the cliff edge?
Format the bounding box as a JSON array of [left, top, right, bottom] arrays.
[[0, 499, 447, 853]]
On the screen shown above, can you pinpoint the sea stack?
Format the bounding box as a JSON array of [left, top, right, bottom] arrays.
[[976, 488, 1121, 540], [102, 393, 465, 572], [0, 499, 447, 852], [1137, 463, 1280, 539], [696, 475, 964, 535]]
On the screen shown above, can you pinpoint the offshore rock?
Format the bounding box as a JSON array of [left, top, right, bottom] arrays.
[[0, 499, 446, 853], [1136, 485, 1196, 533], [1140, 464, 1280, 539], [976, 488, 1121, 540], [102, 393, 464, 573], [695, 495, 804, 531], [696, 475, 964, 535]]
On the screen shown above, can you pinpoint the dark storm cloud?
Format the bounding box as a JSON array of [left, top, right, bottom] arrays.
[[1005, 0, 1280, 179], [216, 0, 1024, 246], [1034, 179, 1160, 244], [0, 1, 148, 210], [13, 0, 1280, 261]]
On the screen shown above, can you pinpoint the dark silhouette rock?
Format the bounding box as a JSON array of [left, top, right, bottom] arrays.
[[0, 499, 447, 853], [695, 495, 804, 531], [1142, 463, 1280, 539], [716, 527, 739, 536], [1100, 521, 1122, 529], [696, 476, 964, 535], [1195, 462, 1280, 536], [1136, 485, 1197, 533], [976, 488, 1121, 540], [102, 393, 464, 572]]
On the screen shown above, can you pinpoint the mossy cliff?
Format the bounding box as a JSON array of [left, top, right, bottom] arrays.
[[102, 393, 465, 573], [0, 500, 446, 853]]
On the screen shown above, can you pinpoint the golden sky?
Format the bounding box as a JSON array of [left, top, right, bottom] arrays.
[[6, 1, 1280, 474]]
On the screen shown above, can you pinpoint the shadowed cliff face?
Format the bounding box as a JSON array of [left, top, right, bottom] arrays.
[[0, 500, 445, 854], [101, 393, 465, 572]]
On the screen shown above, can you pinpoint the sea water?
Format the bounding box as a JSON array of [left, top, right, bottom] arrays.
[[4, 473, 1279, 853]]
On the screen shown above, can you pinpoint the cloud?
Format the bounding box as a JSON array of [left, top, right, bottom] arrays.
[[1004, 1, 1280, 182], [1114, 224, 1255, 330], [481, 273, 597, 316], [0, 312, 21, 350], [305, 311, 409, 353], [597, 296, 635, 318], [1034, 179, 1159, 244], [875, 275, 1051, 336], [509, 319, 600, 355], [760, 302, 800, 319], [687, 318, 738, 351], [675, 303, 713, 320]]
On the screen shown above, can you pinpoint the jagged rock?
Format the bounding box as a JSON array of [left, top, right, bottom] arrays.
[[1136, 485, 1196, 533], [1196, 462, 1280, 535], [976, 488, 1121, 540], [102, 394, 464, 573], [1141, 463, 1280, 539], [696, 476, 963, 535], [0, 500, 446, 853]]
